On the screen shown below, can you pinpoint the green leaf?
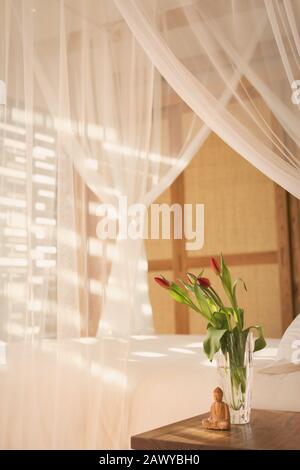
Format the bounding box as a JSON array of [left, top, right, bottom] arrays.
[[179, 278, 194, 292], [203, 326, 227, 361], [237, 308, 244, 329], [169, 282, 201, 313], [207, 298, 218, 313], [222, 307, 234, 328], [205, 288, 222, 309], [208, 287, 224, 308], [171, 282, 191, 302], [187, 272, 197, 284], [220, 254, 233, 304], [233, 277, 247, 294], [244, 325, 266, 352], [253, 326, 266, 352], [211, 311, 228, 329], [221, 254, 232, 290], [220, 331, 229, 354], [194, 284, 212, 321], [169, 289, 188, 304], [223, 307, 234, 316], [232, 277, 247, 309], [168, 282, 191, 305]]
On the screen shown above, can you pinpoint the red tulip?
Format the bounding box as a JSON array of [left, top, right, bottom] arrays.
[[154, 276, 170, 289], [197, 277, 211, 288], [210, 257, 221, 274]]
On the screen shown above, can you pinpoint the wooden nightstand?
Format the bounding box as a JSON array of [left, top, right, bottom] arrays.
[[131, 409, 300, 450]]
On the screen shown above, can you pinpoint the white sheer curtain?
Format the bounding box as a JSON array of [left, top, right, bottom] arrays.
[[0, 0, 204, 448], [0, 0, 204, 341], [115, 0, 300, 199]]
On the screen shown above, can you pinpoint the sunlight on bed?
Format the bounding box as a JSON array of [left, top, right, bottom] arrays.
[[132, 351, 167, 358], [185, 342, 203, 349], [168, 347, 195, 355]]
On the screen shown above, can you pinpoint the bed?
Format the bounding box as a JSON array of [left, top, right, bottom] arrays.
[[0, 335, 299, 449]]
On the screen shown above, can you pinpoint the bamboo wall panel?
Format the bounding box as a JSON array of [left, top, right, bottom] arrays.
[[184, 133, 277, 257], [146, 126, 282, 337]]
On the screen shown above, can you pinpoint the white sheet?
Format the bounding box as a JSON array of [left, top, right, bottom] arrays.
[[0, 335, 299, 449]]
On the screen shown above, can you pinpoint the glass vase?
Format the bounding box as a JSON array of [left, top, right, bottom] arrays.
[[217, 331, 253, 424]]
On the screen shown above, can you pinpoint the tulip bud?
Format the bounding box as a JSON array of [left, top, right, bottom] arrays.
[[154, 276, 170, 289], [197, 277, 211, 288], [210, 257, 221, 274]]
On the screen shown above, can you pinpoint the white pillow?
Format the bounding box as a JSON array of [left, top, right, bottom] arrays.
[[277, 314, 300, 362]]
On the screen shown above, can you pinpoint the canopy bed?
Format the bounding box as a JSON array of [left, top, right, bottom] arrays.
[[1, 334, 300, 449]]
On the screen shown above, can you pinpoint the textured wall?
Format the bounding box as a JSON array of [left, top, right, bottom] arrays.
[[146, 132, 282, 338]]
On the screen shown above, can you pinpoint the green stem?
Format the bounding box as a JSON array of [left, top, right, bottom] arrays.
[[209, 287, 224, 307], [225, 311, 232, 332], [224, 331, 249, 410]]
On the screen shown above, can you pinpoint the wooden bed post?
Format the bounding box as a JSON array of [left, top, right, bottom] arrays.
[[272, 112, 296, 333], [288, 194, 300, 316], [169, 105, 189, 334], [286, 137, 300, 318], [274, 184, 294, 332]]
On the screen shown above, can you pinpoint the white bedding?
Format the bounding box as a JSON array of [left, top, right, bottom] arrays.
[[0, 335, 299, 449]]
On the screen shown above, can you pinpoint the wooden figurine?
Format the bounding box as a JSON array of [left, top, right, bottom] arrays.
[[202, 387, 231, 430]]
